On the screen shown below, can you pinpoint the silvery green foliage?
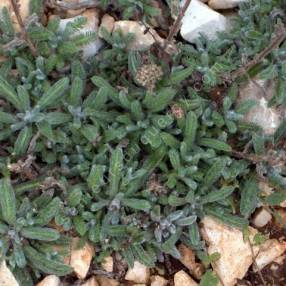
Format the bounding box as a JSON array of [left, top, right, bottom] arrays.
[[0, 0, 286, 283], [0, 177, 72, 279]]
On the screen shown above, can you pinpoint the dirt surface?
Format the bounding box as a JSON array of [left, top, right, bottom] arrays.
[[240, 209, 286, 286]]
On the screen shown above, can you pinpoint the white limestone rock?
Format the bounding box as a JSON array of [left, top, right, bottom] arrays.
[[238, 78, 282, 135], [209, 0, 247, 10], [201, 216, 259, 286], [0, 261, 19, 286], [101, 256, 113, 272], [178, 244, 204, 279], [70, 238, 95, 279], [252, 208, 272, 228], [36, 275, 61, 286], [58, 9, 103, 58], [113, 21, 155, 51], [125, 261, 150, 284], [174, 270, 198, 286], [99, 14, 115, 37], [150, 275, 168, 286], [180, 0, 228, 43], [254, 239, 286, 271]]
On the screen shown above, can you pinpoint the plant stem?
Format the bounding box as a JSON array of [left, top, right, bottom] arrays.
[[225, 23, 286, 82], [10, 0, 38, 57], [164, 0, 192, 49]]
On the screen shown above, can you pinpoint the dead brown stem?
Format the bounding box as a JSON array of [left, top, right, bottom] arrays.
[[247, 236, 267, 286], [164, 0, 192, 49], [225, 23, 286, 82], [27, 131, 40, 154], [231, 150, 261, 164], [10, 0, 37, 57]]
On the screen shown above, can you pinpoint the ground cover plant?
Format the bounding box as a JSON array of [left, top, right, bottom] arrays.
[[0, 0, 286, 284]]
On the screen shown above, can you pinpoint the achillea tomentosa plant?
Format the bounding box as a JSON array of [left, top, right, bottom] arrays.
[[0, 177, 72, 276], [0, 0, 286, 284]]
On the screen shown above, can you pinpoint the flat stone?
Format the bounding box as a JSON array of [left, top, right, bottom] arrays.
[[95, 275, 119, 286], [113, 21, 155, 51], [174, 270, 198, 286], [70, 238, 95, 279], [201, 216, 259, 286], [252, 208, 272, 228], [0, 261, 19, 286], [101, 256, 113, 272], [58, 9, 103, 58], [178, 244, 204, 279], [81, 276, 99, 286], [209, 0, 247, 10], [254, 239, 286, 271], [150, 275, 168, 286], [125, 261, 150, 284], [238, 78, 281, 135], [180, 0, 228, 43], [99, 14, 115, 37], [36, 275, 61, 286]]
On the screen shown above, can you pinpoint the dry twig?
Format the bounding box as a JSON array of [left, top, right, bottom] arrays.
[[231, 150, 261, 164], [225, 23, 286, 82], [246, 236, 267, 286], [27, 131, 40, 154], [164, 0, 192, 49], [1, 38, 26, 51], [10, 0, 37, 56]]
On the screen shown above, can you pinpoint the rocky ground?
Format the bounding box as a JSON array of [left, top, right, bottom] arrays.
[[2, 211, 286, 285], [1, 0, 286, 285]]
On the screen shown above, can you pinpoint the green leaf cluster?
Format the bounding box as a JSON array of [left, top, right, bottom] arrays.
[[0, 1, 286, 284]]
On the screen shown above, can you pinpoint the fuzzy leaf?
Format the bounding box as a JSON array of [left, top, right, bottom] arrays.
[[21, 227, 60, 241], [203, 159, 227, 188], [184, 111, 198, 149], [0, 76, 20, 110], [143, 88, 176, 112], [24, 246, 72, 276], [34, 197, 61, 226], [14, 126, 33, 157], [109, 148, 123, 197], [87, 165, 106, 193], [122, 198, 151, 211], [176, 215, 197, 226], [199, 138, 232, 152], [170, 66, 194, 84], [37, 78, 69, 110], [201, 186, 235, 204], [73, 216, 87, 236], [0, 177, 16, 225], [240, 177, 259, 218], [200, 270, 219, 286]]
